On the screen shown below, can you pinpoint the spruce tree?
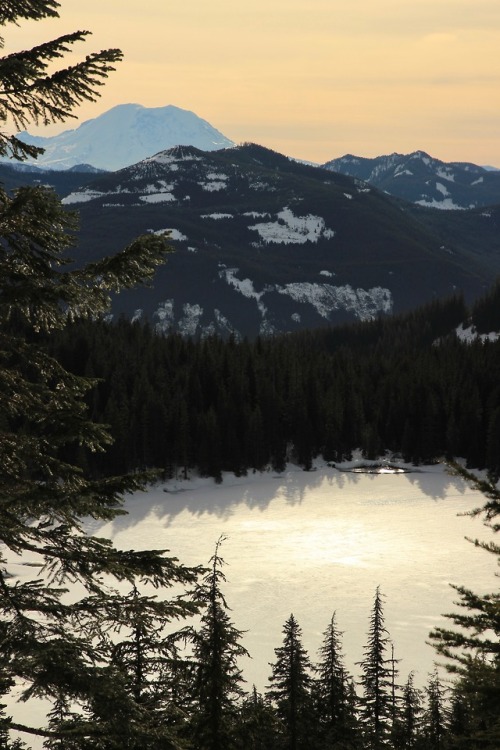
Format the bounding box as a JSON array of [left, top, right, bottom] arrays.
[[391, 672, 423, 750], [0, 2, 199, 745], [313, 612, 357, 748], [357, 587, 393, 750], [190, 536, 249, 750], [422, 669, 448, 750], [267, 613, 315, 750], [235, 686, 280, 750], [72, 584, 200, 749]]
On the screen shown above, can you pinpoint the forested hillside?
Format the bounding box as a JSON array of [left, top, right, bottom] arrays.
[[46, 288, 500, 482]]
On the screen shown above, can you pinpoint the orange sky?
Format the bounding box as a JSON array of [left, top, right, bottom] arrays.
[[4, 0, 500, 165]]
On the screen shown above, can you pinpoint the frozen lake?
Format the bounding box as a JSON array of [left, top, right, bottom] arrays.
[[8, 460, 497, 745], [87, 460, 495, 691]]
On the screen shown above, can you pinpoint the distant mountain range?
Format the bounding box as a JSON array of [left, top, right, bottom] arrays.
[[34, 143, 494, 339], [2, 105, 500, 338], [6, 103, 500, 211], [6, 104, 235, 171], [322, 151, 500, 210]]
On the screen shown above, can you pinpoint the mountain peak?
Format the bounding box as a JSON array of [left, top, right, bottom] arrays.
[[10, 104, 235, 171]]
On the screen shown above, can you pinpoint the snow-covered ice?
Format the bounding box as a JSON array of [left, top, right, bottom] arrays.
[[6, 459, 496, 746], [88, 459, 495, 694]]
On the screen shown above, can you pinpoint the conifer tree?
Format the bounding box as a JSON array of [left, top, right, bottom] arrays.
[[235, 686, 280, 750], [190, 536, 249, 750], [72, 584, 200, 749], [267, 613, 315, 750], [0, 2, 197, 745], [422, 669, 448, 750], [0, 643, 25, 749], [313, 612, 357, 748], [357, 587, 393, 750], [391, 671, 423, 750], [429, 466, 500, 748]]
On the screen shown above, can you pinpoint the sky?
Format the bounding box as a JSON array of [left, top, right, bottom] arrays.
[[4, 0, 500, 165]]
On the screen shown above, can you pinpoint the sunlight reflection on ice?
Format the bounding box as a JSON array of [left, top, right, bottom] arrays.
[[6, 460, 496, 747]]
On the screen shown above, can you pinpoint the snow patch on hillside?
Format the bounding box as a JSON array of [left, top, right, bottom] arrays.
[[147, 150, 204, 165], [436, 183, 450, 197], [140, 193, 176, 203], [178, 304, 203, 336], [62, 189, 104, 204], [213, 310, 241, 338], [63, 178, 178, 204], [249, 180, 275, 191], [456, 323, 500, 343], [249, 208, 335, 244], [278, 283, 393, 321], [221, 269, 261, 300], [220, 268, 269, 318], [415, 197, 465, 210], [200, 180, 227, 192], [436, 167, 455, 182], [201, 213, 233, 219], [153, 300, 175, 332], [151, 296, 244, 339], [140, 180, 175, 193], [220, 269, 392, 324], [148, 228, 188, 241]]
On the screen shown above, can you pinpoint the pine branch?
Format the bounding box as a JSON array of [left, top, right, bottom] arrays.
[[0, 1, 60, 29], [0, 29, 122, 159]]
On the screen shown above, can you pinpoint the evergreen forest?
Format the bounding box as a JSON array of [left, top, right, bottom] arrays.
[[46, 285, 500, 483]]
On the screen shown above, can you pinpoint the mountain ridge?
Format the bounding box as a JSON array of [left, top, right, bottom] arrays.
[[60, 143, 494, 338], [323, 150, 500, 209]]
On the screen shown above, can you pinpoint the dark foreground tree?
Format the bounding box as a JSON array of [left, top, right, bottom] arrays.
[[235, 686, 280, 750], [357, 587, 393, 749], [313, 612, 359, 748], [68, 585, 200, 749], [421, 669, 448, 750], [0, 2, 200, 745], [190, 536, 249, 750], [391, 671, 423, 750], [0, 643, 25, 749], [429, 465, 500, 748], [267, 613, 315, 750]]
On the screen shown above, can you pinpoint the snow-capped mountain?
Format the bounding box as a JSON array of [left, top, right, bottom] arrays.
[[9, 104, 235, 171], [323, 151, 500, 209], [59, 143, 493, 339]]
